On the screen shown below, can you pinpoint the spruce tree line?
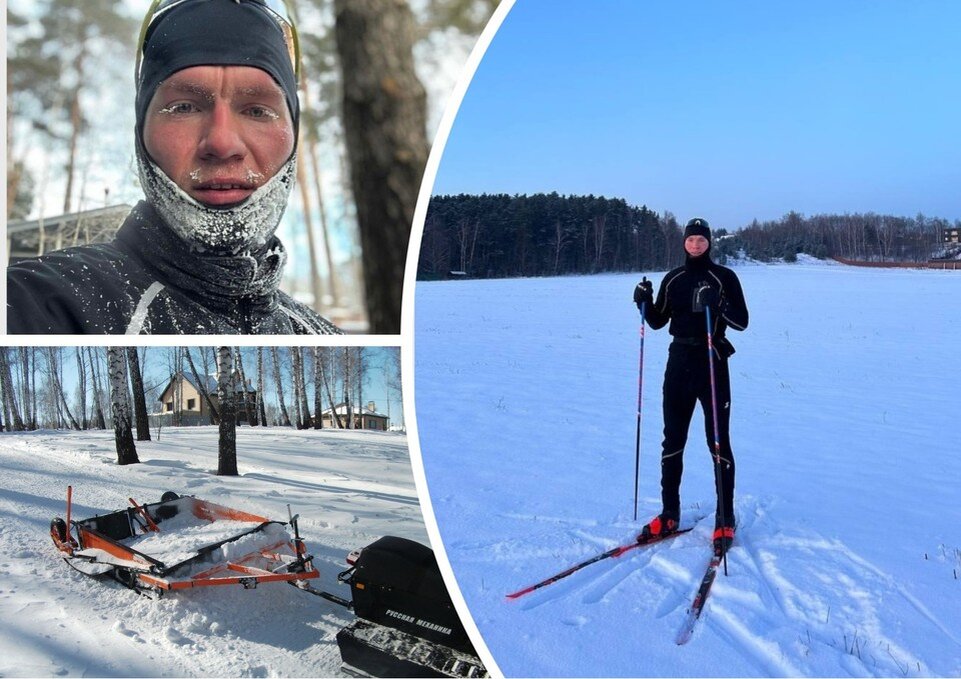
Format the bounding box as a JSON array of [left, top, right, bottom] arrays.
[[420, 193, 683, 279], [420, 194, 958, 279]]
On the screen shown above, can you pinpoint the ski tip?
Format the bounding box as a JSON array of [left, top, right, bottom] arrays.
[[505, 588, 529, 600]]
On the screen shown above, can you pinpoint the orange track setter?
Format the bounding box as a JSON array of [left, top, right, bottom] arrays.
[[50, 489, 319, 595]]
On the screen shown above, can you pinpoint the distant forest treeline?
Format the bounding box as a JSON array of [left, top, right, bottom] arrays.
[[419, 193, 958, 279]]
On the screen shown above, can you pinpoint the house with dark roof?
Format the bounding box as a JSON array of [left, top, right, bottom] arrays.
[[321, 402, 389, 431], [155, 371, 257, 425]]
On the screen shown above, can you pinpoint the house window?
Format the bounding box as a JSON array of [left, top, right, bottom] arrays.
[[165, 401, 173, 412], [187, 398, 196, 410]]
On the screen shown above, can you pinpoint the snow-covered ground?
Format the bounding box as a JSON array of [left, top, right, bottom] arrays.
[[414, 261, 961, 677], [0, 426, 424, 678]]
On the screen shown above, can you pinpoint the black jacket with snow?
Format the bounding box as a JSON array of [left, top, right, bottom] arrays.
[[6, 201, 342, 335], [644, 255, 748, 345]]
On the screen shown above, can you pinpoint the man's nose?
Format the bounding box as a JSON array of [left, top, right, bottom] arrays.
[[198, 102, 247, 161]]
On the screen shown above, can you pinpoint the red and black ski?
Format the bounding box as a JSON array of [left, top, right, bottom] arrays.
[[506, 528, 692, 600], [675, 551, 723, 645]]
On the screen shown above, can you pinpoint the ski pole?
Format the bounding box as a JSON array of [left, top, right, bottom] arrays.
[[704, 305, 729, 576], [633, 298, 646, 522]]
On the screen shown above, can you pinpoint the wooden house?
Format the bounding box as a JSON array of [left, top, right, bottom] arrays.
[[321, 402, 389, 431], [154, 372, 257, 426]]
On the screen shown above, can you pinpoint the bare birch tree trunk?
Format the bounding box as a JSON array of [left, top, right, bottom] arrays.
[[343, 347, 353, 429], [290, 347, 304, 429], [312, 347, 324, 430], [292, 347, 311, 429], [107, 347, 139, 465], [334, 0, 428, 333], [271, 347, 292, 427], [18, 347, 33, 429], [184, 348, 218, 423], [0, 349, 24, 430], [125, 347, 151, 441], [216, 346, 238, 476], [320, 348, 340, 428], [87, 346, 107, 429], [235, 348, 256, 426], [47, 348, 80, 430], [75, 347, 88, 429], [257, 347, 268, 426]]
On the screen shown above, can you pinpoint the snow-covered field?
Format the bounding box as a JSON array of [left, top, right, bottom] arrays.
[[0, 426, 424, 678], [414, 260, 961, 677]]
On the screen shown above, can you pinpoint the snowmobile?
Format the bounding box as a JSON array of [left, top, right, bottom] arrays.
[[50, 488, 487, 678]]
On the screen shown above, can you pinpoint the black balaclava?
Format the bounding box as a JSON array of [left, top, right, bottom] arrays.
[[683, 217, 712, 269], [135, 0, 300, 255]]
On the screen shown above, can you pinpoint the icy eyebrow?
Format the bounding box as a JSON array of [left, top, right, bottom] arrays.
[[157, 79, 217, 101]]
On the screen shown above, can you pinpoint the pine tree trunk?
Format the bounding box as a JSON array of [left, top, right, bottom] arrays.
[[271, 347, 292, 427], [334, 0, 428, 333], [126, 347, 151, 441], [216, 347, 238, 476], [107, 347, 139, 465]]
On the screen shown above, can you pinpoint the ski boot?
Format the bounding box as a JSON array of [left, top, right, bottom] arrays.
[[637, 511, 679, 542], [712, 517, 735, 556]]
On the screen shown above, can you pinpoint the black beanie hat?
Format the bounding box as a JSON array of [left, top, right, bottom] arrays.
[[683, 217, 711, 243], [135, 0, 299, 148]]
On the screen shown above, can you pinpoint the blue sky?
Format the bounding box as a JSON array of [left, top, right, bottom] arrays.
[[432, 0, 961, 231]]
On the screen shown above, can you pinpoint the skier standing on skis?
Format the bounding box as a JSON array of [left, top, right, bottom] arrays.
[[632, 218, 748, 555]]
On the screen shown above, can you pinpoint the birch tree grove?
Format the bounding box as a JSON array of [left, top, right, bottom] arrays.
[[0, 345, 399, 434], [107, 346, 139, 465], [216, 347, 238, 476]]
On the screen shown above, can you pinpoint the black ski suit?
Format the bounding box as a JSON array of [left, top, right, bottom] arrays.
[[6, 201, 341, 335], [643, 254, 748, 524]]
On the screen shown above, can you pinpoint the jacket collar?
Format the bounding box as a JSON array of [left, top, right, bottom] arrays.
[[114, 201, 287, 314]]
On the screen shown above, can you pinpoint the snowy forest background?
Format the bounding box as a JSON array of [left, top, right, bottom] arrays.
[[6, 0, 500, 332], [419, 193, 961, 279], [0, 346, 401, 437]]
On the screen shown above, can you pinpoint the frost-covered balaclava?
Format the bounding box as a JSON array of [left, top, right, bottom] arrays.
[[135, 0, 300, 255]]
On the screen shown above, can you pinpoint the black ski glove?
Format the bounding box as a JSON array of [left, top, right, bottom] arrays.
[[634, 278, 653, 311]]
